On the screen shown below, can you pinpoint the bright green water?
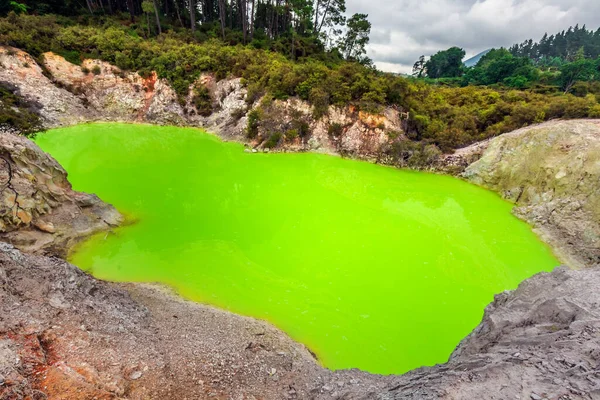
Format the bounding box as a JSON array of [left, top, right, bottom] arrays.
[[36, 123, 559, 374]]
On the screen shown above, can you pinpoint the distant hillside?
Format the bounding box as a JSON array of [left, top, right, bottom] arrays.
[[464, 49, 491, 67]]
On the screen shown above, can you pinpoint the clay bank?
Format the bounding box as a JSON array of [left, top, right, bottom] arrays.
[[0, 45, 600, 399]]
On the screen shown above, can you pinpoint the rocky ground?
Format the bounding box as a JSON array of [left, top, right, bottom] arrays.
[[2, 243, 600, 400], [1, 44, 600, 399], [462, 119, 600, 269]]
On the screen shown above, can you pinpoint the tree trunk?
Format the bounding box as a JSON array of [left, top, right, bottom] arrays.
[[313, 0, 320, 31], [146, 12, 151, 37], [249, 0, 255, 40], [153, 0, 162, 34], [126, 0, 136, 21], [268, 0, 274, 38], [316, 0, 331, 34], [85, 0, 94, 14], [236, 0, 247, 43], [173, 0, 184, 26], [190, 0, 196, 33], [218, 0, 226, 39], [273, 0, 280, 37]]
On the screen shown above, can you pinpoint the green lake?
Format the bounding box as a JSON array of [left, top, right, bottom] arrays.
[[35, 123, 559, 374]]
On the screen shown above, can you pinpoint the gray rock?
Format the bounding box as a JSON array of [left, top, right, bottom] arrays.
[[463, 119, 600, 269], [129, 371, 143, 380]]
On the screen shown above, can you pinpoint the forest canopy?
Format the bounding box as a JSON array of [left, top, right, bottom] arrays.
[[415, 25, 600, 94], [2, 5, 600, 153]]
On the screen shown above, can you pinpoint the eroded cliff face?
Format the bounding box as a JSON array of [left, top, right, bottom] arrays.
[[462, 120, 600, 269], [0, 129, 122, 256], [0, 46, 404, 160]]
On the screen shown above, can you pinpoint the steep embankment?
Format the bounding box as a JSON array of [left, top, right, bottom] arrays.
[[1, 46, 404, 159]]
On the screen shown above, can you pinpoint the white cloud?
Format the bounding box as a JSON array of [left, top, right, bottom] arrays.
[[343, 0, 600, 73]]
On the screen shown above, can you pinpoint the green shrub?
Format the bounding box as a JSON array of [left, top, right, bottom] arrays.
[[192, 83, 213, 116], [264, 132, 282, 148], [297, 121, 310, 137], [309, 87, 329, 119], [285, 129, 298, 139], [91, 65, 101, 75], [246, 109, 261, 139], [0, 82, 42, 136], [328, 123, 344, 137], [1, 13, 600, 152]]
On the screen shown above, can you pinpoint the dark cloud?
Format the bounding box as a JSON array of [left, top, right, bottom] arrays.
[[369, 29, 392, 45], [343, 0, 600, 72]]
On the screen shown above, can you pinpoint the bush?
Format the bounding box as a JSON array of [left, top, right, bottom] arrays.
[[264, 132, 282, 148], [0, 82, 42, 136], [1, 14, 600, 152], [192, 83, 213, 116], [246, 109, 261, 139], [91, 65, 101, 75], [385, 140, 441, 169], [309, 87, 329, 119], [285, 129, 298, 139], [328, 123, 344, 138]]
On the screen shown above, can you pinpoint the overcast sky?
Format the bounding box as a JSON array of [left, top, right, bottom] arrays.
[[344, 0, 600, 73]]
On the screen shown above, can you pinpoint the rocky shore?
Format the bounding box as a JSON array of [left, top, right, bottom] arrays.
[[1, 44, 600, 399], [2, 243, 599, 399]]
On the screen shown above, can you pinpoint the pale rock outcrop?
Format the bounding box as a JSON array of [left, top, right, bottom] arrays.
[[2, 47, 405, 159], [0, 47, 93, 127], [184, 75, 249, 139], [463, 119, 600, 268], [43, 53, 185, 124], [0, 128, 122, 255], [252, 98, 403, 156]]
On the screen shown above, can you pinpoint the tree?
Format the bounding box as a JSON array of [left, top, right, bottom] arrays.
[[560, 58, 599, 93], [338, 13, 370, 63], [190, 0, 196, 33], [412, 55, 426, 77], [462, 48, 539, 87], [313, 0, 345, 36], [9, 1, 27, 14], [141, 0, 154, 36], [424, 47, 465, 78], [218, 0, 226, 39], [153, 0, 162, 34]]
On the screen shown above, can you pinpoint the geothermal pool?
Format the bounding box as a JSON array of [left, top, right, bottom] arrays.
[[36, 123, 559, 374]]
